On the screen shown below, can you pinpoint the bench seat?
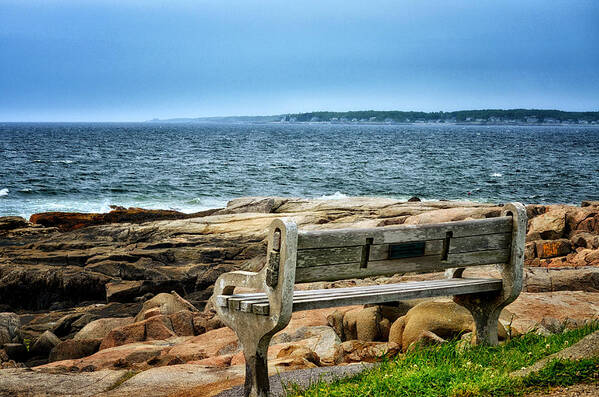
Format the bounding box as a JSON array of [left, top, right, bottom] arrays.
[[216, 278, 503, 315]]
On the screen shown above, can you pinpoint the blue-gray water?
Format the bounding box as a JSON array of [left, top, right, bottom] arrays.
[[1, 122, 598, 218]]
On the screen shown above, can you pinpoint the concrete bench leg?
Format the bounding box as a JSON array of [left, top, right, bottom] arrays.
[[243, 335, 273, 397], [454, 293, 502, 345]]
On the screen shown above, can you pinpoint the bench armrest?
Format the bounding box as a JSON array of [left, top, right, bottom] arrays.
[[212, 218, 298, 335]]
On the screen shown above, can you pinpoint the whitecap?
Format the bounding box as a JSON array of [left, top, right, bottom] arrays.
[[0, 188, 8, 196], [318, 191, 349, 200], [490, 172, 503, 177]]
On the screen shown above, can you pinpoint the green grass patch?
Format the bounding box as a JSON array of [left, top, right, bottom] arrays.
[[287, 322, 599, 397]]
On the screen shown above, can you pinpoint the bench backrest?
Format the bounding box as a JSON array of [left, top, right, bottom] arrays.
[[293, 215, 514, 283]]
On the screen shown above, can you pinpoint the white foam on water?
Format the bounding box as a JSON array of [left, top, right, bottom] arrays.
[[317, 191, 349, 200], [490, 172, 503, 177], [0, 188, 8, 197]]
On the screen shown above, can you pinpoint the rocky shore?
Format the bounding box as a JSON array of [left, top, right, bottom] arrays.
[[1, 197, 598, 396]]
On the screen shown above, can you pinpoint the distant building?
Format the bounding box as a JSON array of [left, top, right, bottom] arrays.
[[351, 118, 358, 122], [384, 118, 393, 123], [310, 116, 320, 122], [525, 116, 539, 123], [369, 117, 377, 122]]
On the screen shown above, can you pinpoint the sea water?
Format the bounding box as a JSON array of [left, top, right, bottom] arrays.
[[1, 122, 598, 218]]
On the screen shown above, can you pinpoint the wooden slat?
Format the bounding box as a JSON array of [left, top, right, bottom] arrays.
[[297, 246, 362, 267], [224, 279, 468, 311], [295, 249, 510, 283], [297, 216, 512, 249], [254, 278, 503, 315], [296, 233, 512, 269], [449, 233, 511, 254]]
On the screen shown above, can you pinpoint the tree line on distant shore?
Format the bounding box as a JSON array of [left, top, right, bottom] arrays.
[[283, 109, 599, 123]]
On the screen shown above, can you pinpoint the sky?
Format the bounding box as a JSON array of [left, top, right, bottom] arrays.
[[1, 0, 598, 121]]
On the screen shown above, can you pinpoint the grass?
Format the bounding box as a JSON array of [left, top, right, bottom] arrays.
[[286, 322, 599, 397]]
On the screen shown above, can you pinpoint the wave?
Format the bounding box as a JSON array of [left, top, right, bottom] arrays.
[[317, 191, 349, 200], [0, 188, 8, 197], [490, 172, 503, 177]]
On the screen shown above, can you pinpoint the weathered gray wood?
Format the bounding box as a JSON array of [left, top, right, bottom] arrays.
[[249, 278, 503, 315], [297, 216, 512, 249], [296, 232, 511, 268], [295, 248, 510, 283], [218, 278, 480, 310], [297, 246, 363, 267]]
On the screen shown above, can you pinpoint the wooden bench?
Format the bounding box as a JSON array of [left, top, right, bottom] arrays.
[[212, 203, 526, 397]]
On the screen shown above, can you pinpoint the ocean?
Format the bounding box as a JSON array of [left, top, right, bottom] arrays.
[[1, 122, 598, 218]]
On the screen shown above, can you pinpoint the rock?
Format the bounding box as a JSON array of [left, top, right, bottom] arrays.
[[403, 207, 501, 225], [0, 216, 28, 231], [74, 317, 135, 340], [49, 338, 102, 362], [29, 207, 216, 232], [581, 200, 599, 207], [0, 265, 110, 311], [275, 345, 320, 369], [528, 208, 567, 240], [0, 368, 129, 397], [571, 232, 599, 249], [2, 343, 27, 361], [524, 242, 536, 260], [168, 310, 194, 336], [0, 312, 20, 345], [99, 315, 175, 350], [327, 305, 404, 342], [30, 330, 61, 357], [502, 291, 599, 335], [99, 364, 246, 397], [334, 340, 401, 364], [535, 239, 572, 259], [143, 307, 162, 319], [523, 267, 599, 293], [407, 196, 421, 202], [191, 310, 223, 335], [388, 300, 506, 351], [217, 197, 287, 214], [134, 292, 197, 322], [106, 280, 145, 303]]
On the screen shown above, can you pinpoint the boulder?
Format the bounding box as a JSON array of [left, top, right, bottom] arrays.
[[523, 267, 599, 293], [333, 340, 401, 364], [99, 315, 175, 350], [74, 317, 135, 340], [134, 292, 197, 322], [0, 368, 129, 397], [403, 207, 501, 225], [30, 330, 61, 357], [217, 197, 287, 214], [503, 291, 599, 335], [528, 208, 567, 240], [49, 338, 102, 362], [535, 239, 572, 259], [570, 232, 599, 249], [169, 310, 195, 336], [388, 300, 506, 351], [0, 312, 21, 345], [274, 345, 320, 369], [327, 305, 404, 342], [28, 207, 215, 232], [2, 343, 28, 361], [0, 216, 28, 231], [191, 309, 223, 335]]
